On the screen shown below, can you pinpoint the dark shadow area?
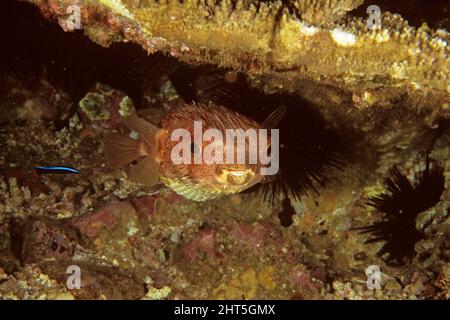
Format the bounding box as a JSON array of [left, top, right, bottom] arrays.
[[0, 0, 173, 105], [350, 0, 449, 30]]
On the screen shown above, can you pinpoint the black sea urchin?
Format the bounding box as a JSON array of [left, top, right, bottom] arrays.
[[358, 158, 445, 266], [256, 102, 344, 203]]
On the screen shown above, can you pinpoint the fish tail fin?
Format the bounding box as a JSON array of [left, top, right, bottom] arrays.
[[104, 132, 144, 169], [105, 114, 162, 187]]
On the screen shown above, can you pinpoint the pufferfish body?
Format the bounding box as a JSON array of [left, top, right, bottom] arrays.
[[104, 103, 284, 201]]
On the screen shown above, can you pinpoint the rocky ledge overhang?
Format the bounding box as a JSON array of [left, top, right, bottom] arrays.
[[22, 0, 449, 117]]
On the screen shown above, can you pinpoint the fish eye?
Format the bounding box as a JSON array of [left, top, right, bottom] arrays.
[[190, 143, 200, 154]]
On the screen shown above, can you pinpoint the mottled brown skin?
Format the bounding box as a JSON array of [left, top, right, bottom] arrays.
[[157, 104, 268, 201], [105, 102, 272, 201]]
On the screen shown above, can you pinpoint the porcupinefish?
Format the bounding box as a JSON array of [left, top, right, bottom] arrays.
[[104, 103, 285, 201]]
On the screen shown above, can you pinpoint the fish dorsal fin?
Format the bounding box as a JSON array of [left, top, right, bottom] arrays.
[[262, 105, 287, 129], [123, 113, 159, 147], [137, 108, 166, 126]]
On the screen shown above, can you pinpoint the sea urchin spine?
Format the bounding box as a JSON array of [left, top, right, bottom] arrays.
[[358, 158, 445, 266]]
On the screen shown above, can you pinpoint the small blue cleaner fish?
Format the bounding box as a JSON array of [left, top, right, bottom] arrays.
[[34, 166, 80, 174]]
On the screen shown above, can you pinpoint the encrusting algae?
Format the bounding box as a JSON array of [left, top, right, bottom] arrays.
[[24, 0, 449, 97]]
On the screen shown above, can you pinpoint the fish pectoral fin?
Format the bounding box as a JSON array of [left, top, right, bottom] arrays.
[[104, 133, 143, 169], [122, 113, 159, 147], [128, 156, 160, 187], [262, 105, 287, 129]]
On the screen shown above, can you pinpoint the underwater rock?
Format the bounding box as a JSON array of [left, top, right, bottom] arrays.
[[129, 194, 158, 224], [71, 199, 133, 238], [78, 83, 135, 132], [291, 0, 364, 26], [24, 0, 449, 103], [0, 264, 74, 300], [181, 228, 217, 262], [20, 219, 79, 264]]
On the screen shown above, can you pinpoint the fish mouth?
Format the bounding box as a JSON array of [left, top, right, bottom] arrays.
[[215, 167, 256, 186]]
